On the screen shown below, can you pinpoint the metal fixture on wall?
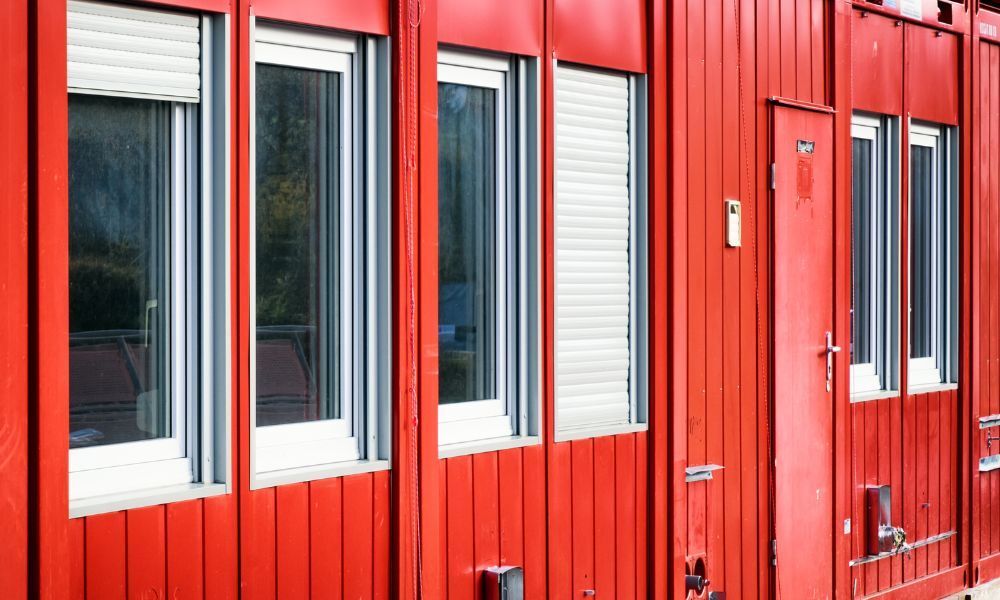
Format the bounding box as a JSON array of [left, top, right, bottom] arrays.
[[866, 485, 906, 556], [484, 566, 523, 600]]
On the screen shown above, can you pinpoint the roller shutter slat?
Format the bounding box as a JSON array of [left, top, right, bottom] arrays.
[[555, 63, 633, 433], [68, 0, 201, 102]]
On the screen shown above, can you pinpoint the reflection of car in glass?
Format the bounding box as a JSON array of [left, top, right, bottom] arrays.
[[255, 325, 319, 427], [70, 325, 322, 446], [69, 329, 158, 448], [438, 283, 478, 353]]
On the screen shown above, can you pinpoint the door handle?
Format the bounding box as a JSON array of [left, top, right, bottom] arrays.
[[826, 331, 841, 393]]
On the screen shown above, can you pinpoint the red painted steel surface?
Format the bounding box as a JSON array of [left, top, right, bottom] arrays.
[[772, 104, 836, 599], [552, 0, 646, 72], [8, 0, 998, 598], [438, 0, 542, 56], [252, 0, 389, 36], [975, 38, 1000, 572], [0, 0, 29, 597], [851, 11, 904, 115], [907, 25, 961, 125]]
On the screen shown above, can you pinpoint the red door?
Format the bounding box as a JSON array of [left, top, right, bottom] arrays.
[[772, 103, 836, 599]]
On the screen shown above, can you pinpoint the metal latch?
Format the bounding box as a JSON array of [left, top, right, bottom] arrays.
[[826, 331, 841, 392], [685, 464, 725, 483]]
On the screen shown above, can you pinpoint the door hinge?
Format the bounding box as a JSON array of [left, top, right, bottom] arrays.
[[770, 539, 777, 566], [769, 163, 776, 190]]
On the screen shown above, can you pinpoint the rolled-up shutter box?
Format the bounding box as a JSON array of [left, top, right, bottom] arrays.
[[554, 63, 633, 432], [67, 0, 201, 102]]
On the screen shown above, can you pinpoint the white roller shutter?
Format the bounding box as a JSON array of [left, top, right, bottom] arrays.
[[554, 64, 633, 433], [68, 0, 201, 102]]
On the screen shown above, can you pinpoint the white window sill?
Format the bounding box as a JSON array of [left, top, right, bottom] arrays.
[[439, 435, 541, 459], [554, 422, 648, 443], [70, 482, 229, 519], [850, 390, 900, 404], [908, 382, 959, 395], [251, 459, 391, 490]]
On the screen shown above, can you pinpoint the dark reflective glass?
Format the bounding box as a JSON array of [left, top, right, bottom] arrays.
[[69, 94, 172, 449], [255, 64, 342, 427], [851, 137, 873, 365], [910, 144, 934, 359], [438, 82, 498, 405]]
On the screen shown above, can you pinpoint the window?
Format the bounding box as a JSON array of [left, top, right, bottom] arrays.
[[553, 63, 647, 438], [850, 114, 899, 396], [251, 23, 390, 482], [437, 49, 538, 449], [908, 122, 958, 388], [68, 1, 228, 510]]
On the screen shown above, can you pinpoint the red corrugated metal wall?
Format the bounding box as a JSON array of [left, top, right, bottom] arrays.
[[673, 0, 827, 597], [845, 11, 967, 598], [10, 0, 1000, 598], [0, 0, 29, 597], [974, 26, 1000, 586]]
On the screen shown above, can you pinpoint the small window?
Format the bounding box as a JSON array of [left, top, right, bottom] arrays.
[[850, 114, 899, 396], [553, 63, 647, 439], [251, 23, 390, 481], [437, 49, 538, 449], [67, 1, 228, 508], [908, 122, 959, 389]]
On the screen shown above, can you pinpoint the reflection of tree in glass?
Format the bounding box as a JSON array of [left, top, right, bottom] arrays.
[[255, 64, 330, 330], [69, 95, 170, 335], [437, 82, 497, 404]]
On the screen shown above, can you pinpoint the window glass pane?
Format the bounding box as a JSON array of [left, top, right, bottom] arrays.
[[852, 137, 874, 366], [69, 95, 172, 449], [438, 82, 498, 405], [255, 64, 342, 427], [910, 144, 935, 360]]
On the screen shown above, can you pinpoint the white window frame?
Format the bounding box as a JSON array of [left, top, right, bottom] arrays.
[[850, 114, 899, 399], [68, 10, 231, 517], [553, 63, 648, 441], [907, 121, 959, 390], [250, 21, 391, 486], [436, 48, 540, 454]]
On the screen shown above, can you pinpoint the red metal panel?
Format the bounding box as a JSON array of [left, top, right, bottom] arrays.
[[373, 469, 391, 600], [593, 436, 616, 595], [166, 501, 205, 600], [127, 506, 167, 599], [552, 0, 646, 73], [86, 513, 127, 599], [547, 442, 572, 597], [497, 450, 525, 569], [31, 0, 71, 596], [276, 484, 309, 600], [140, 0, 230, 12], [438, 0, 541, 56], [69, 519, 85, 600], [343, 474, 375, 600], [0, 0, 29, 597], [906, 24, 960, 125], [634, 432, 648, 598], [685, 0, 708, 565], [928, 392, 941, 570], [851, 10, 904, 115], [772, 104, 835, 598], [246, 490, 277, 600], [472, 452, 500, 592], [445, 456, 474, 600], [571, 440, 595, 595], [704, 0, 726, 590], [203, 496, 238, 600], [310, 478, 343, 600], [252, 0, 389, 35], [521, 445, 547, 598], [615, 435, 636, 599]]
